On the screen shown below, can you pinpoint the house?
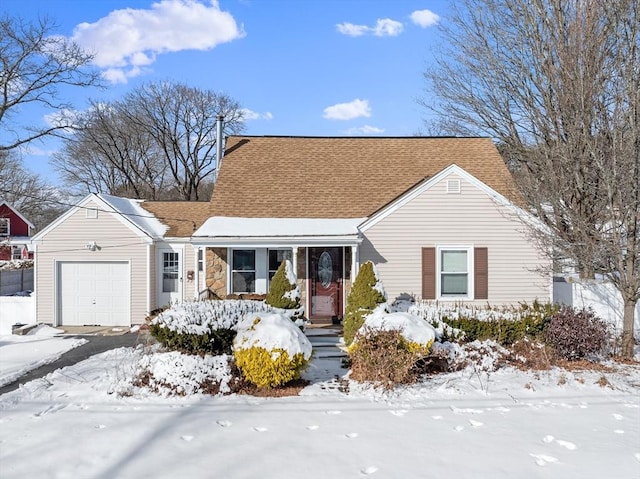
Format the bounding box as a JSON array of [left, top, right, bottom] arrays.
[[0, 201, 35, 261], [32, 194, 210, 327], [32, 136, 551, 328], [192, 136, 552, 323]]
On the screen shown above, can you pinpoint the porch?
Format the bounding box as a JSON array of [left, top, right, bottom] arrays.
[[191, 216, 365, 323]]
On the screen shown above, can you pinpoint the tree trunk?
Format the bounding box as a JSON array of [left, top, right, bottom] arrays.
[[621, 297, 637, 358]]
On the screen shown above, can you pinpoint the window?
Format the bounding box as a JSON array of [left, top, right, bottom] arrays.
[[0, 218, 9, 236], [440, 249, 469, 296], [232, 249, 255, 293], [268, 249, 292, 283], [422, 247, 488, 300], [197, 249, 204, 272], [11, 246, 22, 260]]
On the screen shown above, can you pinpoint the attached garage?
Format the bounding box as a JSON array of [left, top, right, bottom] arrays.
[[57, 261, 131, 326]]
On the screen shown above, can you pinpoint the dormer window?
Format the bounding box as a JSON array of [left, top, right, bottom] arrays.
[[0, 218, 9, 236]]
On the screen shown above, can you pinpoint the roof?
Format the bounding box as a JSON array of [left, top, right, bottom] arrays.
[[140, 201, 211, 237], [211, 136, 517, 218], [98, 194, 169, 238], [194, 216, 366, 237], [0, 201, 35, 229]]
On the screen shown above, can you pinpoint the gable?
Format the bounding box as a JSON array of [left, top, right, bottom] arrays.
[[32, 194, 163, 242], [211, 136, 517, 219], [360, 165, 522, 232], [0, 202, 34, 236]]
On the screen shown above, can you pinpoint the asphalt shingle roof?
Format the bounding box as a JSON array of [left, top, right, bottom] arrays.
[[210, 136, 516, 218], [140, 201, 211, 237]]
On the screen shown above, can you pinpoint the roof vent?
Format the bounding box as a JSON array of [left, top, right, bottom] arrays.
[[446, 179, 461, 194]]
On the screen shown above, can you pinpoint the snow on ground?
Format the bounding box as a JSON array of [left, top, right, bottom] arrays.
[[0, 342, 639, 479], [0, 326, 87, 387]]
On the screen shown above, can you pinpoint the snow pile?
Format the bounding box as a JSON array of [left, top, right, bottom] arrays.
[[371, 263, 387, 300], [235, 312, 312, 360], [133, 350, 233, 396], [0, 260, 33, 270], [283, 260, 301, 302], [152, 299, 274, 333], [360, 305, 436, 347]]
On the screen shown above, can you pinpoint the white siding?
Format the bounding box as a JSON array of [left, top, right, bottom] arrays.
[[360, 172, 551, 306], [35, 200, 151, 325]]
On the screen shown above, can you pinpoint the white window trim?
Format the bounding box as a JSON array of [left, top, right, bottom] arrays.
[[0, 218, 9, 236], [230, 248, 257, 294], [436, 245, 474, 300]]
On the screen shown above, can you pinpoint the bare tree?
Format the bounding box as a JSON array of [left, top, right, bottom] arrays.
[[52, 101, 169, 199], [0, 14, 102, 151], [422, 0, 639, 356], [0, 151, 64, 231], [125, 82, 245, 200], [54, 81, 244, 200]]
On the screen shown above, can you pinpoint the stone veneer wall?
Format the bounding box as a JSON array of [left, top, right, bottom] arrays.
[[206, 248, 228, 298]]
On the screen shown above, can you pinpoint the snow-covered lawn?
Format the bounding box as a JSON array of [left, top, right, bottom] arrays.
[[0, 342, 639, 478], [0, 325, 86, 387]]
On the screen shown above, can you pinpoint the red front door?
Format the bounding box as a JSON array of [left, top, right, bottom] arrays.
[[309, 247, 344, 320]]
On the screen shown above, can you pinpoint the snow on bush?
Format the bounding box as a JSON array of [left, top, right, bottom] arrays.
[[357, 305, 436, 352], [233, 312, 312, 388], [265, 260, 304, 325], [343, 261, 387, 346], [132, 350, 233, 396], [406, 301, 556, 343], [152, 300, 274, 334]]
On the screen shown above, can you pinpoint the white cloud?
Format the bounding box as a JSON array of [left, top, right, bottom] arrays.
[[336, 22, 369, 37], [344, 125, 385, 135], [71, 0, 245, 83], [373, 19, 403, 37], [336, 18, 403, 37], [323, 99, 371, 120], [241, 108, 273, 121], [410, 9, 440, 28]]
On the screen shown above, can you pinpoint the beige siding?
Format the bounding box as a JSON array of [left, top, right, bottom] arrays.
[[360, 173, 551, 306], [35, 200, 151, 325]]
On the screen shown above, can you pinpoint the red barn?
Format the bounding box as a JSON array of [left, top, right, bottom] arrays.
[[0, 201, 35, 260]]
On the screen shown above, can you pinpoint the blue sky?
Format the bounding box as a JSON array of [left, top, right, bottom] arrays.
[[3, 0, 448, 183]]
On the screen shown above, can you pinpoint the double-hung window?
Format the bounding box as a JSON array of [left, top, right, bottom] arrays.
[[0, 218, 9, 237], [232, 250, 256, 293], [439, 248, 470, 297]]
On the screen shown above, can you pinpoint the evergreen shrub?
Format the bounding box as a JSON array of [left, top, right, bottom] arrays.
[[265, 260, 303, 322], [343, 261, 387, 346], [233, 347, 309, 388], [232, 313, 312, 388], [438, 302, 558, 345]]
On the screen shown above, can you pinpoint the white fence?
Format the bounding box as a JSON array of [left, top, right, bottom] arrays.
[[0, 296, 35, 334], [0, 268, 34, 296], [553, 277, 640, 334]]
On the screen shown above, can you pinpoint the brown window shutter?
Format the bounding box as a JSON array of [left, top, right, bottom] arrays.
[[474, 247, 488, 300], [422, 247, 436, 300]]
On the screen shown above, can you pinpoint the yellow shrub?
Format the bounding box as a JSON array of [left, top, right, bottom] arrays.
[[234, 346, 309, 388]]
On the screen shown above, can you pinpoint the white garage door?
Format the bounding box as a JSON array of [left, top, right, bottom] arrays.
[[57, 261, 130, 326]]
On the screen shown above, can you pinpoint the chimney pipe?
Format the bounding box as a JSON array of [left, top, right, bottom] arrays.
[[215, 114, 224, 182]]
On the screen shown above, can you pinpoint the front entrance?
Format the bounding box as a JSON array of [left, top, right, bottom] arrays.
[[308, 247, 344, 321], [157, 247, 183, 307]]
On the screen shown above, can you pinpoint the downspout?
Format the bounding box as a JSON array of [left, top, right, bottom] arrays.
[[215, 115, 225, 182]]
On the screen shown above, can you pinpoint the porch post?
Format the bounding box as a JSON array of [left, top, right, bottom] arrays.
[[292, 247, 298, 277], [351, 244, 359, 282]]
